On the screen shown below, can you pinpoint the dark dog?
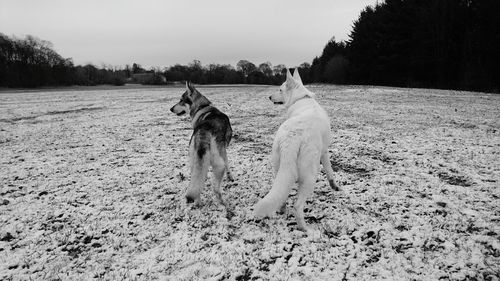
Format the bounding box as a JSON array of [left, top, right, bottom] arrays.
[[170, 82, 233, 207]]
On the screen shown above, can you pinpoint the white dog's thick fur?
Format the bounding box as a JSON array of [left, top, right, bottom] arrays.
[[253, 68, 340, 231]]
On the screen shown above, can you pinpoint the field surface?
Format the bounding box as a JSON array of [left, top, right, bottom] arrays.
[[1, 85, 499, 280]]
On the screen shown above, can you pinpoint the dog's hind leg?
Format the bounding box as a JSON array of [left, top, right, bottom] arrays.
[[321, 152, 340, 191], [210, 150, 227, 208], [295, 151, 321, 232], [295, 175, 315, 232], [186, 142, 209, 206], [270, 142, 287, 214], [210, 140, 230, 208], [220, 148, 234, 182], [270, 142, 280, 177], [225, 165, 234, 182]]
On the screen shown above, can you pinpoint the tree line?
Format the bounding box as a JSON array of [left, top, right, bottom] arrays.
[[164, 60, 289, 85], [305, 0, 500, 92], [0, 33, 292, 88], [1, 0, 499, 92], [0, 34, 128, 87]]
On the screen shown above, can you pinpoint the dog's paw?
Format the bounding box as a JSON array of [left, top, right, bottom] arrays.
[[295, 224, 321, 236], [185, 195, 202, 207], [253, 199, 278, 219], [297, 224, 310, 233], [277, 203, 287, 214], [225, 209, 235, 220], [253, 208, 273, 219], [305, 228, 322, 239], [329, 179, 341, 191]]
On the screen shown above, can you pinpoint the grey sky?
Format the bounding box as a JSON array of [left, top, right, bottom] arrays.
[[0, 0, 377, 69]]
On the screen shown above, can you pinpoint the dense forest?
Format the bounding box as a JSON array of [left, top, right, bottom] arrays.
[[1, 0, 499, 92], [308, 0, 500, 92]]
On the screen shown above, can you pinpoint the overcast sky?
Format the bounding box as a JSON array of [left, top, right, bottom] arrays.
[[0, 0, 378, 68]]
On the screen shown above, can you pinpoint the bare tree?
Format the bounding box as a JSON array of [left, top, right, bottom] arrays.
[[258, 62, 273, 77], [236, 60, 257, 77]]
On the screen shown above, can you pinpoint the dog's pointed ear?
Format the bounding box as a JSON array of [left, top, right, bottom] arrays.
[[286, 68, 293, 83], [286, 68, 299, 89], [186, 81, 195, 95], [293, 68, 303, 85]]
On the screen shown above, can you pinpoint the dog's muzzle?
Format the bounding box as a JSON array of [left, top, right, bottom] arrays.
[[170, 105, 186, 115], [269, 96, 283, 104]]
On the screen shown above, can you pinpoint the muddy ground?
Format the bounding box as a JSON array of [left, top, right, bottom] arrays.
[[1, 85, 499, 280]]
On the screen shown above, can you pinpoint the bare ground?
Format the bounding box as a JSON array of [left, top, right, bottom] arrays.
[[0, 85, 499, 280]]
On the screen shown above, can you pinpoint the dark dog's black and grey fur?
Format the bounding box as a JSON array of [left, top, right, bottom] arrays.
[[170, 82, 233, 207]]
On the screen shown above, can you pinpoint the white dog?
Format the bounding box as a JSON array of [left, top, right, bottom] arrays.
[[253, 68, 340, 232]]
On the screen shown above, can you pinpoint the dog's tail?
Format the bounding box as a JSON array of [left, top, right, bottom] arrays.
[[253, 154, 298, 218]]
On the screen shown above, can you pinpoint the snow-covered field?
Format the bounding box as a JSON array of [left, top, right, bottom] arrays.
[[1, 85, 499, 280]]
